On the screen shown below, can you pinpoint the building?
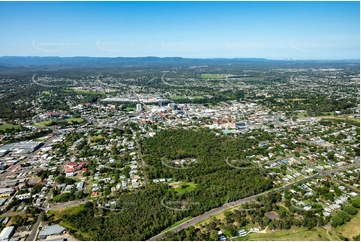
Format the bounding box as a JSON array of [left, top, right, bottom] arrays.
[[0, 188, 14, 198], [2, 218, 9, 225], [0, 226, 15, 241], [235, 121, 248, 130], [0, 149, 10, 157], [38, 225, 65, 240], [0, 198, 7, 206], [238, 229, 247, 236], [170, 103, 177, 110], [76, 181, 84, 191], [0, 141, 44, 155], [3, 180, 19, 188], [0, 164, 8, 171], [136, 103, 142, 112]]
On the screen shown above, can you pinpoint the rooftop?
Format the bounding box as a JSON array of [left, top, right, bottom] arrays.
[[38, 225, 65, 237]]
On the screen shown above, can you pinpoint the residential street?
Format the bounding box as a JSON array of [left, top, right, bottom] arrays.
[[27, 217, 40, 241]]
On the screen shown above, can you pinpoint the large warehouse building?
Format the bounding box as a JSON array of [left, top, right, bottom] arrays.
[[0, 226, 15, 241], [38, 225, 65, 240]]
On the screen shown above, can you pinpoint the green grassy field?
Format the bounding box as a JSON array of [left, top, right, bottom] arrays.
[[173, 182, 197, 194], [248, 227, 329, 241], [316, 116, 360, 122], [296, 112, 308, 117], [49, 204, 86, 218], [190, 96, 204, 99], [33, 121, 53, 127], [0, 123, 21, 131], [33, 118, 84, 127], [170, 96, 187, 100], [66, 117, 84, 123], [330, 211, 360, 240], [234, 234, 251, 241], [200, 74, 224, 79]]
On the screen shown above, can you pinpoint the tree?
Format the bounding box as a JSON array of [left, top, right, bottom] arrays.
[[331, 215, 343, 227], [352, 198, 360, 208], [262, 216, 271, 227], [338, 211, 351, 223], [209, 229, 218, 241], [343, 205, 358, 215]]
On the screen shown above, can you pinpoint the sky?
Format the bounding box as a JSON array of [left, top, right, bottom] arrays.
[[0, 1, 359, 59]]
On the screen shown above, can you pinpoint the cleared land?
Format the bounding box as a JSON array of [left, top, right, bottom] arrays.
[[70, 88, 103, 94], [200, 74, 224, 79], [248, 227, 329, 241], [33, 121, 53, 127], [0, 123, 21, 131], [33, 118, 84, 126], [316, 116, 360, 123], [173, 182, 197, 194], [330, 211, 360, 240], [48, 204, 92, 240], [170, 96, 187, 100], [66, 117, 85, 123]]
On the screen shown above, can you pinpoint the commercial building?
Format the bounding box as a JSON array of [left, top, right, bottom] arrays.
[[235, 121, 248, 130], [0, 226, 15, 241], [136, 103, 142, 112], [76, 181, 84, 191]]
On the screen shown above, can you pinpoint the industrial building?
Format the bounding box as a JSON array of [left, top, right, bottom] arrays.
[[0, 226, 15, 241], [38, 225, 65, 240], [0, 198, 7, 206], [0, 149, 10, 157], [0, 141, 44, 155], [0, 188, 15, 198]]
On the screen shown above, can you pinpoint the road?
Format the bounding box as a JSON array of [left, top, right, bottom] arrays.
[[27, 216, 41, 241], [133, 128, 148, 186], [225, 75, 243, 88], [331, 178, 360, 193], [0, 211, 25, 217], [148, 162, 359, 241], [161, 73, 183, 87]]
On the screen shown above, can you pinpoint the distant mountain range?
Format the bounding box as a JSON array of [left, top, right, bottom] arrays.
[[0, 56, 270, 67], [0, 56, 358, 70]]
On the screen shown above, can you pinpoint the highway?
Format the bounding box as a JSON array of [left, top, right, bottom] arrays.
[[161, 73, 183, 87], [148, 162, 359, 241]]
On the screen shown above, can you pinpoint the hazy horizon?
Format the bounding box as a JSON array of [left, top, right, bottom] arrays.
[[0, 56, 360, 61]]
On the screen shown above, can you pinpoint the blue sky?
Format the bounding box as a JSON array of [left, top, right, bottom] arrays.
[[0, 1, 359, 59]]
